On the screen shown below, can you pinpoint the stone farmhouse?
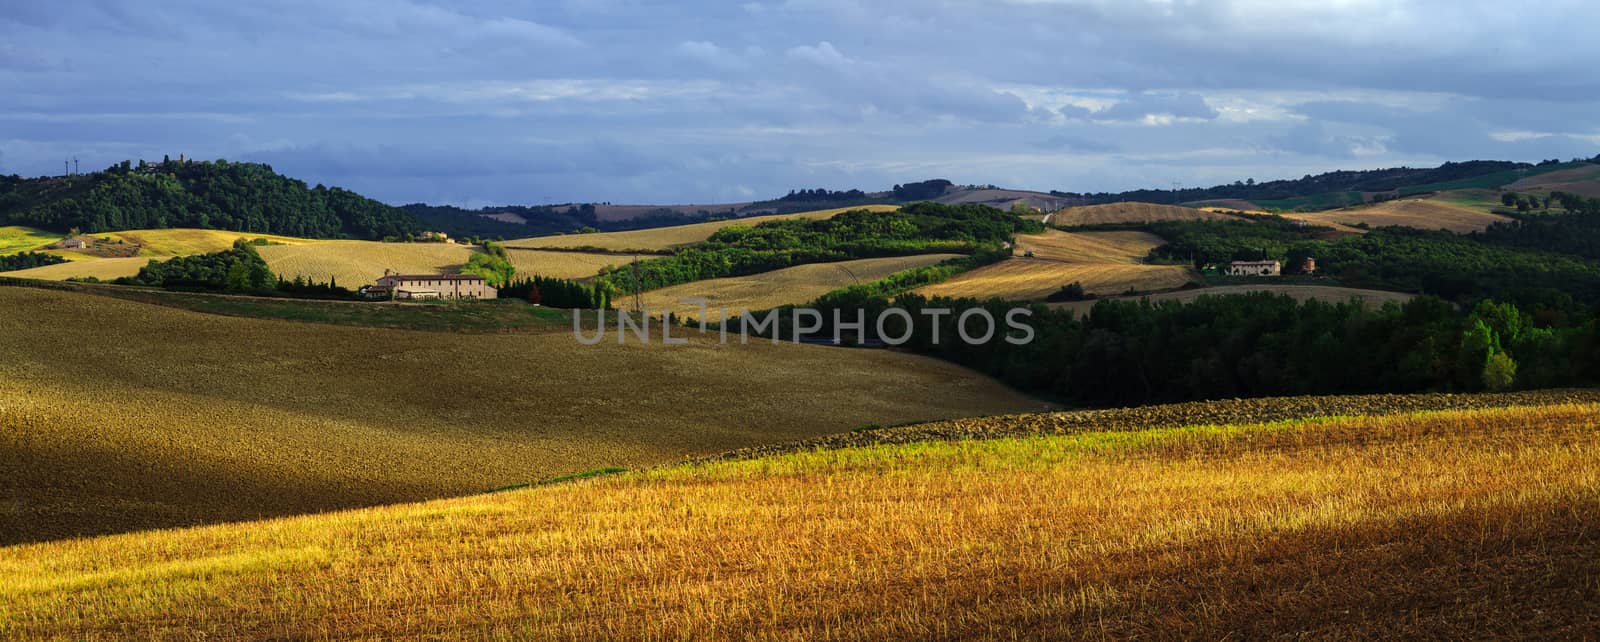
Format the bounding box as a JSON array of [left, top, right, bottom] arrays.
[[363, 272, 497, 300], [1227, 260, 1281, 277]]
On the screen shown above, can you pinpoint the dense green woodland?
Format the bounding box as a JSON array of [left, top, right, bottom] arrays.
[[1087, 213, 1600, 308], [0, 251, 67, 271], [596, 202, 1038, 294], [734, 289, 1591, 407], [0, 160, 422, 239]]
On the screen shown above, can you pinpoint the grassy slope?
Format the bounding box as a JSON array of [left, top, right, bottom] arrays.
[[637, 254, 964, 318], [0, 226, 62, 255], [0, 287, 1047, 545], [4, 402, 1595, 639], [506, 205, 901, 252], [917, 229, 1193, 300]]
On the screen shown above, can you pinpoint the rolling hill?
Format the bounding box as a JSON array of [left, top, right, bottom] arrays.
[[1283, 196, 1513, 233], [636, 254, 964, 318], [506, 205, 899, 252], [0, 286, 1047, 545], [0, 160, 421, 239], [916, 229, 1194, 301], [4, 394, 1594, 638], [1050, 202, 1240, 226]]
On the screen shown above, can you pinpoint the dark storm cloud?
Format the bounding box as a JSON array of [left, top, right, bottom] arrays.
[[2, 0, 1598, 203]]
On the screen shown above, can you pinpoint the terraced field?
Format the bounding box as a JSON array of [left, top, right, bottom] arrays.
[[0, 287, 1047, 545], [917, 229, 1192, 301], [637, 254, 963, 318], [6, 393, 1594, 639], [1284, 197, 1512, 233], [1048, 284, 1416, 315], [1051, 202, 1238, 226], [506, 205, 899, 252]]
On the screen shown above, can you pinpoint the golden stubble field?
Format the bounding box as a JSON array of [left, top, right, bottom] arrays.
[[917, 229, 1195, 301], [3, 403, 1595, 639], [637, 254, 964, 318], [506, 205, 900, 252], [1283, 197, 1513, 233], [0, 287, 1047, 545], [1050, 202, 1239, 226]]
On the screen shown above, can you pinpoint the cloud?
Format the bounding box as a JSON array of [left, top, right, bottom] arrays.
[[1094, 93, 1219, 123], [5, 0, 1600, 203], [674, 40, 752, 71]]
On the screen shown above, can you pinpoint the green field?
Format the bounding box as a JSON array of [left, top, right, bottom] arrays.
[[0, 226, 62, 255]]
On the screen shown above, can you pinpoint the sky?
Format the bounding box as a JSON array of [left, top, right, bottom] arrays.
[[4, 0, 1600, 207]]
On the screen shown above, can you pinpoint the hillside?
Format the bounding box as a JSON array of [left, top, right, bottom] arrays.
[[0, 286, 1046, 545], [0, 160, 422, 239], [1050, 202, 1239, 226], [1056, 159, 1600, 209], [506, 205, 898, 252], [916, 229, 1193, 300], [4, 394, 1595, 638], [1283, 196, 1513, 233], [637, 254, 964, 318]]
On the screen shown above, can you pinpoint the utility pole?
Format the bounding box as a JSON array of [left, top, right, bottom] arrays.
[[1171, 181, 1182, 205]]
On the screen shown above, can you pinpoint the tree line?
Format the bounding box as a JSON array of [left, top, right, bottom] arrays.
[[0, 159, 423, 239], [595, 203, 1041, 295], [752, 289, 1599, 408], [0, 251, 67, 272]]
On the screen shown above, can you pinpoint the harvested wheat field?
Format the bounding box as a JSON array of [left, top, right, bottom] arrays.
[[254, 241, 479, 286], [4, 401, 1595, 639], [638, 254, 963, 318], [506, 205, 899, 252], [503, 248, 624, 281], [918, 261, 1193, 300], [1051, 201, 1239, 226], [1506, 164, 1600, 198], [1049, 284, 1416, 315], [0, 287, 1045, 545], [1012, 229, 1164, 263], [1285, 197, 1512, 233], [0, 257, 155, 281], [917, 228, 1189, 301]]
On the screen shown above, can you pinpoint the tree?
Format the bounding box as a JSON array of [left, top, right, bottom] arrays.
[[527, 283, 542, 305], [1483, 352, 1518, 390], [1501, 192, 1517, 207]]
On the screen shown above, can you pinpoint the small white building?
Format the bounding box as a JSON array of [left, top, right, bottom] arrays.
[[62, 238, 88, 250], [1227, 260, 1281, 277]]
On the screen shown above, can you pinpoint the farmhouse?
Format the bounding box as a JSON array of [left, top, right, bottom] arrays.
[[62, 238, 88, 249], [364, 272, 497, 300], [1227, 260, 1281, 277]]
